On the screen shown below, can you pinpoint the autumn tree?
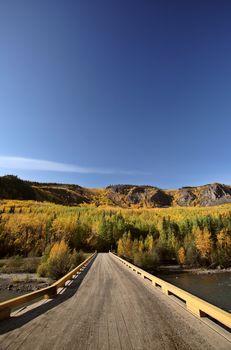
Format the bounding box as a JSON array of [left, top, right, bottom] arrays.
[[144, 233, 154, 253], [1, 199, 231, 268], [138, 237, 144, 253], [132, 238, 139, 257], [194, 227, 212, 263], [177, 247, 185, 266], [216, 228, 231, 266], [117, 238, 124, 257], [37, 240, 72, 279]]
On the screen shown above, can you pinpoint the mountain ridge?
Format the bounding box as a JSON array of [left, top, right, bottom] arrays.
[[0, 175, 231, 208]]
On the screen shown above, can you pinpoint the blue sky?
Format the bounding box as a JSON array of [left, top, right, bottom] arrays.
[[0, 1, 231, 188]]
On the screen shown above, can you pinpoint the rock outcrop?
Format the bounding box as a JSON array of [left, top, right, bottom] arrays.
[[1, 175, 231, 208]]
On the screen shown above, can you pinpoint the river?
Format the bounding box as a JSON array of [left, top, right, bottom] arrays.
[[158, 271, 231, 312]]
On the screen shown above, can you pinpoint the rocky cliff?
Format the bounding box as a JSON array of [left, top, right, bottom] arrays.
[[1, 175, 231, 208]]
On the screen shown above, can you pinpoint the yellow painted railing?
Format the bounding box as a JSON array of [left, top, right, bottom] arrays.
[[110, 252, 231, 330], [0, 251, 97, 321]]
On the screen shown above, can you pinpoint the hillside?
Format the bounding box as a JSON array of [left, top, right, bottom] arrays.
[[1, 175, 231, 208]]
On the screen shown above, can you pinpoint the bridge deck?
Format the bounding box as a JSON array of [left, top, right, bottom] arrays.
[[0, 253, 230, 350]]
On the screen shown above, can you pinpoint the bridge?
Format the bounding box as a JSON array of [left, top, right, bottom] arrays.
[[0, 253, 230, 349]]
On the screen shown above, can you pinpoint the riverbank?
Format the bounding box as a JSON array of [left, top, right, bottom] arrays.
[[157, 265, 231, 276], [0, 273, 51, 302]]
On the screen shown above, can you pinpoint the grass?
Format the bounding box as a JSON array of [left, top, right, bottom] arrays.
[[0, 256, 41, 274]]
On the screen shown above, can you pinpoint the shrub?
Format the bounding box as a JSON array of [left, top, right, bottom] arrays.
[[133, 251, 160, 270], [185, 245, 200, 267], [11, 276, 20, 284], [133, 252, 142, 267], [71, 249, 84, 269], [23, 257, 40, 273], [37, 241, 85, 280], [141, 251, 160, 270], [37, 262, 49, 277], [45, 241, 72, 279], [1, 255, 23, 273], [177, 247, 186, 266]]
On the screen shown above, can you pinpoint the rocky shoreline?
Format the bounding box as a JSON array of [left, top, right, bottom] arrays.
[[156, 265, 231, 276], [184, 267, 231, 275], [0, 273, 51, 295]]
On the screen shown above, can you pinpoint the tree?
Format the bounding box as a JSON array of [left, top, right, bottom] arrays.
[[194, 227, 212, 262], [138, 237, 144, 253], [132, 238, 139, 257], [217, 228, 231, 250], [144, 234, 154, 253], [124, 231, 133, 259], [117, 238, 124, 257], [216, 228, 231, 266], [37, 240, 72, 279], [177, 247, 185, 266]]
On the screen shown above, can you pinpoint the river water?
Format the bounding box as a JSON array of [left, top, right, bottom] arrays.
[[159, 272, 231, 312]]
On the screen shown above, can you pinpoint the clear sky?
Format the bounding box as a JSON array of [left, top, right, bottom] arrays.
[[0, 1, 231, 188]]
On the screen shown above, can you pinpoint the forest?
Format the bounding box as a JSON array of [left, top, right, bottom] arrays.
[[0, 200, 231, 271]]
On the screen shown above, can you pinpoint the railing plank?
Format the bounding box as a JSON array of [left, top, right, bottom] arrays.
[[0, 252, 97, 321], [110, 252, 231, 329]]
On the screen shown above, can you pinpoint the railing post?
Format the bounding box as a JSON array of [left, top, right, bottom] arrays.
[[187, 302, 206, 317], [161, 285, 169, 295]]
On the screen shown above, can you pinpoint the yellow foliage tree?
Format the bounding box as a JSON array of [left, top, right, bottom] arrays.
[[144, 234, 154, 253], [194, 227, 212, 258], [138, 238, 144, 253], [132, 238, 139, 257], [49, 240, 69, 259], [217, 228, 231, 250], [45, 240, 72, 279], [177, 247, 185, 265], [2, 199, 231, 268], [124, 232, 133, 258], [117, 238, 124, 257]]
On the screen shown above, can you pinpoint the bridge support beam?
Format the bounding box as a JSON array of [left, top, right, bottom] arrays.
[[44, 286, 57, 299], [0, 307, 11, 321]]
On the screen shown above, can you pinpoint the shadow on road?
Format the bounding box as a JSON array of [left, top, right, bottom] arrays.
[[0, 255, 97, 335]]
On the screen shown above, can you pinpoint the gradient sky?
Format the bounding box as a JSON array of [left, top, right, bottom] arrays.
[[0, 1, 231, 188]]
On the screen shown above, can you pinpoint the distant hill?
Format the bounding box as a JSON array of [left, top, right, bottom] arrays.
[[1, 175, 231, 208], [0, 175, 92, 205]]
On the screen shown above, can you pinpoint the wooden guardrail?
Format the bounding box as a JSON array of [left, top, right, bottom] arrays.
[[110, 252, 231, 330], [0, 251, 97, 322]]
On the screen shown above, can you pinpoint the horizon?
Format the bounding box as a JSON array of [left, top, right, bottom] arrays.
[[1, 1, 231, 188]]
